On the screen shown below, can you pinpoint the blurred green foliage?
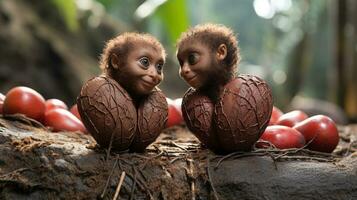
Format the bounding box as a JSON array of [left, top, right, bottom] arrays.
[[96, 0, 114, 8], [1, 0, 355, 121], [51, 0, 337, 110], [156, 0, 189, 44], [93, 0, 334, 107], [51, 0, 79, 31]]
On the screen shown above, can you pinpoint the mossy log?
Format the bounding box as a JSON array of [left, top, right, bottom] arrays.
[[0, 116, 356, 200]]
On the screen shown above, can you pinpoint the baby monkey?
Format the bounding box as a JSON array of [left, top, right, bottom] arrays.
[[176, 23, 240, 101], [78, 33, 168, 152], [100, 32, 166, 102], [177, 24, 273, 153]]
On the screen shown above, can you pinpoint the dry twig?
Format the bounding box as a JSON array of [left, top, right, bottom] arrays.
[[113, 171, 126, 200], [100, 156, 119, 199]]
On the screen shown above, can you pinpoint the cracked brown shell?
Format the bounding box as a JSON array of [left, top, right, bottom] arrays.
[[182, 88, 218, 149], [214, 74, 273, 152], [77, 76, 137, 151], [130, 88, 168, 152]]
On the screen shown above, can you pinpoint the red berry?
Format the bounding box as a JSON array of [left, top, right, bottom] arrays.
[[166, 98, 183, 127], [293, 115, 339, 153], [70, 104, 81, 120], [45, 99, 68, 112], [3, 86, 45, 121], [269, 106, 283, 125], [276, 110, 308, 127], [44, 108, 86, 133], [257, 125, 306, 149]]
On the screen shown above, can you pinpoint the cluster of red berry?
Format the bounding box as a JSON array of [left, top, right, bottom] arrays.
[[257, 107, 339, 153], [0, 86, 86, 133]]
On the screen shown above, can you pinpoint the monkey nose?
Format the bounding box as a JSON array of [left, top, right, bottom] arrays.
[[180, 64, 191, 75], [148, 68, 161, 83], [148, 66, 158, 76], [152, 73, 162, 83]]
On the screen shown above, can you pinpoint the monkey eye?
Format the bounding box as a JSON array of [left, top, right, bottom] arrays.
[[188, 53, 198, 65], [156, 63, 163, 72], [139, 57, 150, 68]]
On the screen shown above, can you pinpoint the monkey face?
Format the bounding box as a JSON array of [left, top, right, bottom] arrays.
[[177, 41, 218, 89], [177, 40, 228, 90], [113, 42, 165, 96]]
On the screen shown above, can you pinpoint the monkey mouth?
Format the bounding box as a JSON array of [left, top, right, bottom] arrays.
[[141, 80, 156, 89], [186, 75, 197, 83]]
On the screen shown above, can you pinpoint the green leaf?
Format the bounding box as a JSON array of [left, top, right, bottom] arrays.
[[96, 0, 114, 9], [51, 0, 79, 32], [157, 0, 189, 43]]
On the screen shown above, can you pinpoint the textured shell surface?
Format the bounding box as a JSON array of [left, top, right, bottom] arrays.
[[182, 88, 217, 148], [77, 76, 137, 151], [131, 89, 168, 152], [214, 74, 273, 152]]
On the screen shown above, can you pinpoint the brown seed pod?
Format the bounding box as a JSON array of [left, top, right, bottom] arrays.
[[214, 74, 273, 152], [182, 88, 218, 149], [77, 76, 137, 151], [130, 88, 168, 152]]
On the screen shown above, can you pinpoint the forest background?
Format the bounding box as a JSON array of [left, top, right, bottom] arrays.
[[0, 0, 356, 122]]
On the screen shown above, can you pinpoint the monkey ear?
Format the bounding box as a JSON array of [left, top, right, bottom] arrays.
[[110, 54, 120, 70], [216, 44, 227, 61]]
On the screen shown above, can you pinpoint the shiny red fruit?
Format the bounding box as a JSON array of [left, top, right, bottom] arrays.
[[45, 99, 68, 112], [70, 104, 81, 120], [269, 106, 283, 125], [276, 110, 308, 127], [173, 98, 183, 115], [3, 86, 45, 121], [257, 125, 306, 149], [166, 98, 183, 127], [293, 115, 339, 153], [0, 92, 5, 114], [44, 108, 86, 133], [0, 93, 5, 101]]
